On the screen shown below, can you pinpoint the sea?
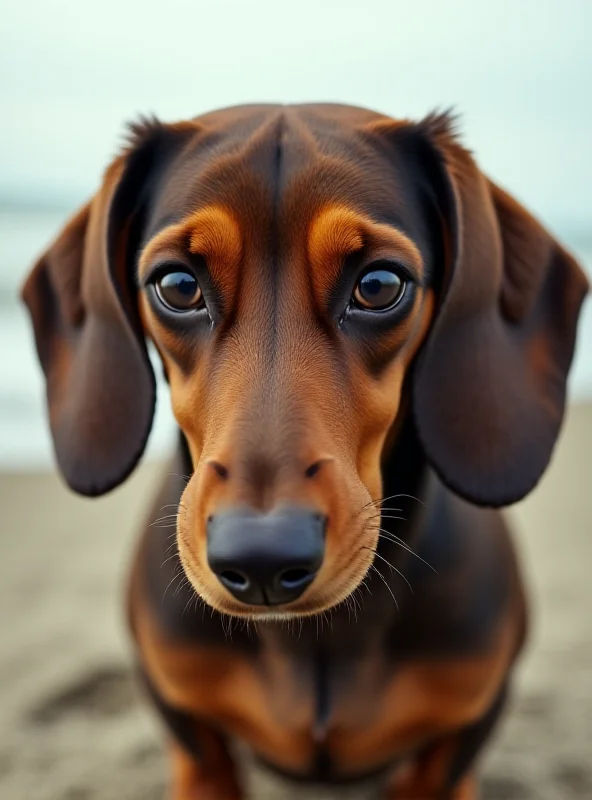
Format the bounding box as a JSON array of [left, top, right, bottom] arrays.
[[1, 206, 590, 469]]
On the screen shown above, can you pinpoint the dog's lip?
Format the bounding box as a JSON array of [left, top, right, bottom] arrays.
[[213, 599, 320, 619], [209, 577, 370, 618], [208, 593, 336, 620]]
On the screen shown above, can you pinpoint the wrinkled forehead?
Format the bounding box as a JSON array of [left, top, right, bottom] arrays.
[[140, 106, 435, 282]]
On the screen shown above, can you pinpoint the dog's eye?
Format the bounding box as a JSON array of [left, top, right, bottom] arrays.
[[353, 268, 406, 311], [155, 270, 203, 312]]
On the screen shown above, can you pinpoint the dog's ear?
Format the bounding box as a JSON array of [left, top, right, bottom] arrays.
[[393, 114, 588, 506], [21, 120, 191, 496]]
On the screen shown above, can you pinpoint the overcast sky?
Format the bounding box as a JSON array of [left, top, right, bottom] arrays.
[[2, 0, 591, 235]]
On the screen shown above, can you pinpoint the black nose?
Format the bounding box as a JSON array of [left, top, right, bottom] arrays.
[[207, 508, 325, 606]]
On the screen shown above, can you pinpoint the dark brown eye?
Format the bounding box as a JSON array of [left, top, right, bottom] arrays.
[[353, 268, 405, 310], [155, 270, 203, 311]]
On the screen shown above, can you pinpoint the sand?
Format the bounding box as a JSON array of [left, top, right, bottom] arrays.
[[1, 404, 591, 800]]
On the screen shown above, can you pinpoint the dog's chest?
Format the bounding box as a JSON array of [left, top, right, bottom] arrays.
[[200, 625, 512, 779]]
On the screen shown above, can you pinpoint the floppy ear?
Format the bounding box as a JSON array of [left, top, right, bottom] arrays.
[[406, 114, 588, 506], [21, 121, 187, 496]]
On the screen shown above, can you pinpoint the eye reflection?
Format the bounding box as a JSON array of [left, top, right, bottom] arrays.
[[353, 268, 405, 310], [155, 270, 203, 312]]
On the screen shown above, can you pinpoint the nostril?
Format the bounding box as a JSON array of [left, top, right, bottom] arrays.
[[219, 570, 250, 590], [278, 567, 314, 589], [207, 460, 229, 480], [304, 456, 335, 479], [304, 460, 323, 478]]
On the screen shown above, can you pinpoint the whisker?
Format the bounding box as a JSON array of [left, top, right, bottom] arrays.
[[149, 514, 180, 527], [364, 548, 414, 595], [369, 564, 399, 611], [182, 588, 200, 619], [174, 574, 191, 596], [345, 595, 354, 624], [361, 492, 426, 511], [355, 584, 365, 610], [150, 523, 179, 529], [347, 584, 364, 621], [351, 597, 357, 624], [349, 593, 359, 621], [162, 566, 184, 600], [167, 473, 192, 484], [160, 552, 181, 568], [372, 528, 438, 574]]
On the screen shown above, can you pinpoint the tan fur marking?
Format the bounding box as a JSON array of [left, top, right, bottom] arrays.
[[138, 205, 243, 298], [308, 206, 425, 304]]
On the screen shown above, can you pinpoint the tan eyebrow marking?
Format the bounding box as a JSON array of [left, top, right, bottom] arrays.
[[307, 205, 424, 302], [187, 207, 242, 265], [138, 205, 243, 294]]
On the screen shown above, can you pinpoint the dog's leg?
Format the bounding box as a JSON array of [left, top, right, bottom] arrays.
[[168, 731, 243, 800], [385, 761, 478, 800], [384, 682, 507, 799], [136, 662, 243, 799], [452, 775, 479, 800], [383, 740, 465, 799]]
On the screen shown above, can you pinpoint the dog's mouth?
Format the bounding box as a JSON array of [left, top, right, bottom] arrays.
[[175, 513, 377, 620]]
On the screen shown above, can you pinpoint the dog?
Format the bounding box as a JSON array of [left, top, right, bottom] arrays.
[[22, 104, 588, 799]]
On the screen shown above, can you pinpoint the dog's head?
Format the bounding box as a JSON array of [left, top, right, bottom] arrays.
[[22, 104, 588, 617]]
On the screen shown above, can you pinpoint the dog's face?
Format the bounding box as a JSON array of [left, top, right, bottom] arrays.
[[22, 104, 588, 618], [135, 107, 437, 615]]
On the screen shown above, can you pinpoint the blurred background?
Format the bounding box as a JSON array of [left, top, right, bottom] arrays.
[[1, 1, 590, 798]]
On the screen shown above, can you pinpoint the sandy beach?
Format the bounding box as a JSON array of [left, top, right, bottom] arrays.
[[1, 403, 590, 800]]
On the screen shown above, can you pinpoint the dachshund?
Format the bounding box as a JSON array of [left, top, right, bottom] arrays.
[[22, 104, 588, 799]]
